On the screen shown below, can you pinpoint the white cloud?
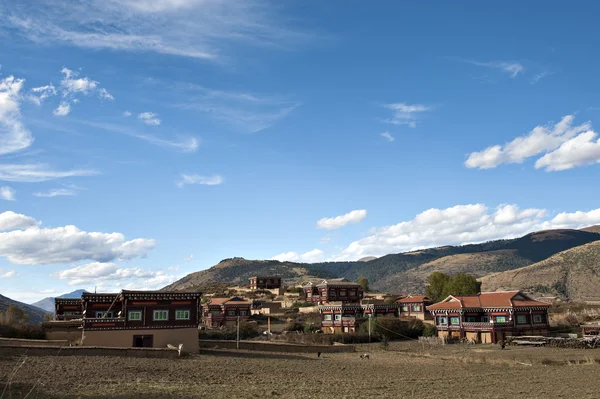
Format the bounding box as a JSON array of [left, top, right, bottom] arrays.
[[383, 103, 431, 127], [53, 101, 71, 116], [0, 164, 98, 182], [535, 131, 600, 171], [380, 131, 395, 142], [0, 186, 16, 200], [53, 262, 174, 287], [458, 59, 525, 78], [317, 209, 367, 230], [0, 213, 156, 265], [320, 236, 331, 245], [123, 111, 132, 117], [329, 203, 600, 261], [33, 188, 78, 197], [138, 112, 161, 126], [73, 120, 199, 153], [0, 76, 34, 155], [176, 174, 223, 188], [466, 115, 592, 169], [0, 211, 40, 232], [28, 84, 57, 105], [0, 269, 16, 278], [183, 254, 193, 262], [2, 1, 306, 61], [60, 67, 98, 95], [272, 249, 324, 264], [98, 88, 114, 100]]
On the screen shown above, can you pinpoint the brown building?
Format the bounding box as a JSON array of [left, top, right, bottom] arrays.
[[203, 296, 251, 327], [54, 298, 83, 321], [249, 276, 282, 290], [81, 291, 202, 353], [427, 291, 551, 344], [303, 280, 364, 304], [396, 295, 432, 320], [318, 303, 400, 334]]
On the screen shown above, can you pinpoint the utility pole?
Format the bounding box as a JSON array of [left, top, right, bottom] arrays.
[[368, 314, 371, 343], [237, 316, 240, 349]]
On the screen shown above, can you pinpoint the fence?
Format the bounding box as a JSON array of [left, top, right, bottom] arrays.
[[199, 340, 355, 353]]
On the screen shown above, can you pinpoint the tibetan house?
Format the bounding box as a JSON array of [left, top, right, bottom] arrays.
[[427, 291, 551, 344], [318, 303, 401, 334], [81, 291, 202, 353], [581, 322, 600, 338], [396, 295, 432, 320], [249, 276, 282, 290], [203, 296, 251, 327], [303, 280, 364, 304], [54, 298, 83, 321]]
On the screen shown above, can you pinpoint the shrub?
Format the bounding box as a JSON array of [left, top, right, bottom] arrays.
[[422, 324, 437, 337], [199, 321, 259, 340]]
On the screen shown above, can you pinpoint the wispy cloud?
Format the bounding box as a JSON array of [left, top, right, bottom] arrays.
[[380, 131, 395, 142], [176, 174, 223, 188], [138, 112, 161, 126], [33, 188, 78, 197], [454, 58, 525, 78], [74, 120, 199, 153], [0, 76, 34, 155], [272, 249, 324, 263], [317, 209, 367, 230], [2, 0, 308, 62], [0, 164, 98, 183], [53, 101, 71, 116], [0, 186, 16, 201], [0, 269, 16, 278], [382, 103, 432, 128], [123, 111, 132, 117]]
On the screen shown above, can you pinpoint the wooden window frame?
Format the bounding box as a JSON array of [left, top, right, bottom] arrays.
[[153, 310, 169, 321], [533, 314, 544, 324], [516, 315, 527, 324], [128, 311, 142, 321], [175, 310, 190, 320]]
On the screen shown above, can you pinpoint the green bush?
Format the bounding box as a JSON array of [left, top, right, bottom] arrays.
[[422, 324, 437, 337], [199, 322, 259, 340], [358, 317, 424, 340]]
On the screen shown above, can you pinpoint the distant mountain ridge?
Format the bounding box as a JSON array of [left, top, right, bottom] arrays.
[[31, 289, 88, 313], [0, 294, 48, 324], [164, 228, 600, 296]]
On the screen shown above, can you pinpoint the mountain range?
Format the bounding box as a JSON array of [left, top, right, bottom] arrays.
[[0, 294, 48, 324], [31, 289, 88, 313], [164, 227, 600, 300]]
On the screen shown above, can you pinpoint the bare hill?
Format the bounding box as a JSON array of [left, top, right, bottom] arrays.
[[481, 241, 600, 301], [0, 294, 49, 324], [581, 225, 600, 234], [164, 229, 600, 294]]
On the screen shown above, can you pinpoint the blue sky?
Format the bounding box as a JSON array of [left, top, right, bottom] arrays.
[[2, 1, 600, 303]]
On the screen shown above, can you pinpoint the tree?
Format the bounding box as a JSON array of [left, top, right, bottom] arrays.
[[357, 277, 370, 292], [6, 305, 28, 325], [425, 272, 451, 303], [426, 272, 480, 303]]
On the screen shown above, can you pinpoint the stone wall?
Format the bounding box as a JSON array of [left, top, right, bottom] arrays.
[[83, 327, 199, 353], [0, 345, 180, 358], [0, 337, 69, 347], [199, 339, 355, 353]]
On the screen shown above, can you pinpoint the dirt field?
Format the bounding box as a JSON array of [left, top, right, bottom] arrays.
[[2, 341, 600, 398]]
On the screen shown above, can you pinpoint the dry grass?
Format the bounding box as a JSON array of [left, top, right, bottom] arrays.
[[2, 342, 600, 398]]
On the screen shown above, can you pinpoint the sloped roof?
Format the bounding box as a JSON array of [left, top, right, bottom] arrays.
[[316, 280, 361, 288], [427, 291, 551, 311], [397, 295, 430, 303], [209, 296, 251, 306]]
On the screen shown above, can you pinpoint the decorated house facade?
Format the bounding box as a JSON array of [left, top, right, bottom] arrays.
[[303, 281, 364, 304], [318, 303, 401, 334], [54, 298, 83, 321], [81, 291, 202, 353], [203, 296, 251, 327], [396, 295, 432, 320], [249, 276, 282, 290], [427, 291, 551, 344]]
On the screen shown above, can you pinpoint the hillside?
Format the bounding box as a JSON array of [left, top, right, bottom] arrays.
[[31, 289, 88, 313], [481, 241, 600, 302], [164, 228, 600, 295], [581, 225, 600, 234], [0, 294, 48, 324]]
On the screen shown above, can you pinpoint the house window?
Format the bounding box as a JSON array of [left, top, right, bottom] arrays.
[[63, 311, 75, 316], [329, 289, 336, 297], [227, 310, 236, 316], [349, 290, 357, 296], [516, 315, 527, 324], [334, 314, 341, 321], [259, 280, 264, 283], [533, 314, 544, 324], [414, 305, 421, 311], [466, 316, 476, 322], [450, 317, 460, 325], [324, 314, 332, 321], [240, 310, 248, 316], [495, 316, 506, 323], [481, 316, 489, 322], [95, 311, 113, 318], [153, 310, 168, 321], [402, 306, 409, 312], [128, 311, 142, 321], [175, 310, 190, 320], [307, 293, 312, 298], [210, 310, 221, 316], [438, 316, 447, 325], [340, 289, 347, 297]]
